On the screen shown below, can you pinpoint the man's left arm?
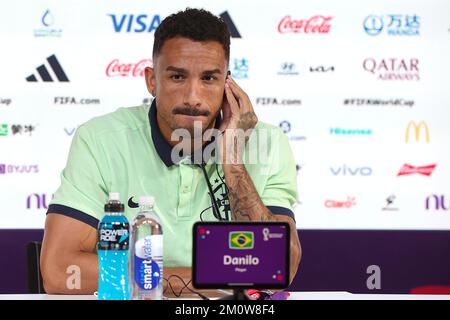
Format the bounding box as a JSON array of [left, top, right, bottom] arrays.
[[219, 76, 301, 284], [223, 163, 301, 284]]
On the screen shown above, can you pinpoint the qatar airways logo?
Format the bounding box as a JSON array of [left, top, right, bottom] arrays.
[[106, 59, 152, 77], [397, 164, 436, 177], [278, 15, 333, 34], [363, 58, 420, 81]]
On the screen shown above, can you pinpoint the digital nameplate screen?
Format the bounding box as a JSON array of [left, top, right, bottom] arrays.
[[193, 222, 290, 289]]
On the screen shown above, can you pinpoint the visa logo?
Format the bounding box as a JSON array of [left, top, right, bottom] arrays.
[[330, 165, 372, 176], [108, 14, 161, 33]]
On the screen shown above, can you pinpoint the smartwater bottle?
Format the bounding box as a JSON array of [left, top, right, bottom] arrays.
[[130, 196, 163, 300]]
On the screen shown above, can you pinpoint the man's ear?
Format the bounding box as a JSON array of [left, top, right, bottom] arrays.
[[144, 66, 156, 97]]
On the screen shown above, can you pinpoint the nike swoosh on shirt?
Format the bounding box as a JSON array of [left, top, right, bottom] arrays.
[[128, 196, 139, 208]]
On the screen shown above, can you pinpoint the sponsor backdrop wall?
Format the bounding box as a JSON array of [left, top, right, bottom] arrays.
[[1, 0, 450, 293]]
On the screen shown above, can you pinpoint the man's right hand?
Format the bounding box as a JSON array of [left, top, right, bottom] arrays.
[[40, 213, 98, 294]]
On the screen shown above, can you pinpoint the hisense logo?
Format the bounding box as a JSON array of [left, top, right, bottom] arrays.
[[330, 128, 372, 135]]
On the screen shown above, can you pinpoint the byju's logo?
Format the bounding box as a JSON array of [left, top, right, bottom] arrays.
[[219, 11, 241, 38], [229, 231, 254, 249], [397, 164, 436, 177], [26, 55, 69, 82], [331, 165, 372, 176], [363, 15, 420, 36], [405, 121, 429, 143], [363, 58, 419, 81], [108, 14, 161, 33], [425, 195, 449, 211], [278, 62, 299, 75], [34, 9, 62, 37], [0, 164, 39, 175]]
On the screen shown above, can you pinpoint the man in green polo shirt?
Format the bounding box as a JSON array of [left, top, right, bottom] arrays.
[[40, 8, 301, 295]]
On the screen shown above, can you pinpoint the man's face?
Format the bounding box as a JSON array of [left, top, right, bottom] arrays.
[[145, 37, 228, 136]]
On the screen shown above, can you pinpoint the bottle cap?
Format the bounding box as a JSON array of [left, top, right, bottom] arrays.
[[139, 196, 155, 206], [105, 192, 124, 212], [109, 192, 120, 201]]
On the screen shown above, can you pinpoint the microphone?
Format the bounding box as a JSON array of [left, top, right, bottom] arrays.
[[197, 162, 226, 221]]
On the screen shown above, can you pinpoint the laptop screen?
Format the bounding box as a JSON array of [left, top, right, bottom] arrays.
[[192, 222, 290, 289]]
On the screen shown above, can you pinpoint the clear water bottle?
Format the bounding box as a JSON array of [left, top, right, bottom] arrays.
[[97, 192, 130, 300], [130, 196, 163, 300]]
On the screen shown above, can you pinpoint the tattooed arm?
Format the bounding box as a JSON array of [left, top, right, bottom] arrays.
[[223, 163, 301, 284], [219, 75, 301, 284]]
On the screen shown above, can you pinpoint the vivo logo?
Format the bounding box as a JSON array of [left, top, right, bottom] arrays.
[[425, 195, 449, 211], [108, 14, 161, 33], [26, 193, 52, 209], [331, 165, 372, 176]]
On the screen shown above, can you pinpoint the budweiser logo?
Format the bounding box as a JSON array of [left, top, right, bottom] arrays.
[[106, 59, 152, 77], [397, 164, 436, 177], [278, 15, 333, 34]]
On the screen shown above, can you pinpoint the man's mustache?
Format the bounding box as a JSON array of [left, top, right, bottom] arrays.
[[172, 106, 210, 117]]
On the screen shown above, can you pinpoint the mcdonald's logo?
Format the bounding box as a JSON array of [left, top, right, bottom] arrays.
[[405, 121, 429, 143]]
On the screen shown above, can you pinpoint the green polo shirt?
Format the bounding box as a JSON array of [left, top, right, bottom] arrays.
[[47, 100, 298, 267]]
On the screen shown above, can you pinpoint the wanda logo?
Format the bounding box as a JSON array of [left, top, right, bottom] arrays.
[[106, 59, 152, 77], [278, 15, 333, 33]]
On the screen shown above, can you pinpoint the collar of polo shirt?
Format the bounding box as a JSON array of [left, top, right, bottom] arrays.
[[148, 99, 222, 167]]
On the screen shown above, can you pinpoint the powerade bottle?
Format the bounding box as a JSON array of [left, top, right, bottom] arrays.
[[130, 196, 163, 300], [97, 192, 130, 300]]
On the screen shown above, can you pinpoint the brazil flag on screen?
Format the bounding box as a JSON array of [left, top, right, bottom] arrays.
[[229, 231, 254, 249]]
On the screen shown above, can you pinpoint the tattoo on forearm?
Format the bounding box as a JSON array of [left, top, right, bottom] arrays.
[[225, 164, 272, 221]]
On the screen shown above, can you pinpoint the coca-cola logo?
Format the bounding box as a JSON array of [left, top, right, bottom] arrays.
[[106, 59, 152, 77], [278, 15, 333, 34]]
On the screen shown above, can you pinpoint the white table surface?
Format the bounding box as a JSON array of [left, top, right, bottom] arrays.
[[0, 292, 449, 300]]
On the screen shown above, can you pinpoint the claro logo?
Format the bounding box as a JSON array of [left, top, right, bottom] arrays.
[[405, 121, 429, 143]]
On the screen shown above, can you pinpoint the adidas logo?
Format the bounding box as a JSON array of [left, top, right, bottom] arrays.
[[219, 11, 241, 38], [26, 54, 69, 82]]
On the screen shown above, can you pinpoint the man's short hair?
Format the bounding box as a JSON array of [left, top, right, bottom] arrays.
[[153, 8, 231, 62]]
